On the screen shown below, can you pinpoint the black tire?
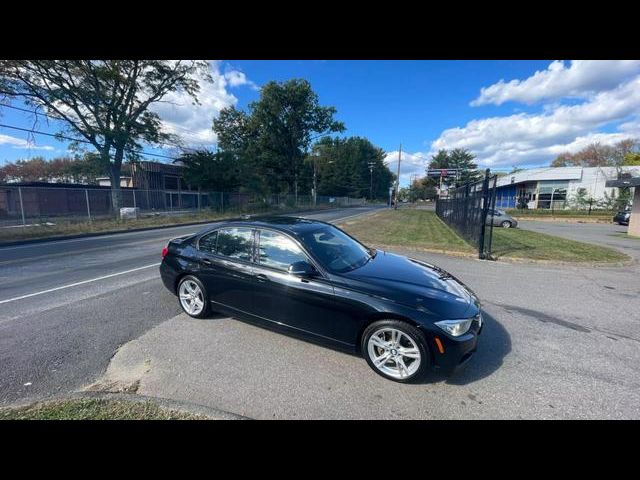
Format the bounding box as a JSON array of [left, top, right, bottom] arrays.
[[501, 221, 512, 228], [361, 319, 430, 383], [177, 275, 211, 319]]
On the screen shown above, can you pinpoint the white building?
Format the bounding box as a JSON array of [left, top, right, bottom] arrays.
[[494, 166, 640, 209]]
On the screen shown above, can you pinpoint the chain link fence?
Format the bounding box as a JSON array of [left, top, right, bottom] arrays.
[[0, 184, 366, 229], [435, 170, 498, 259]]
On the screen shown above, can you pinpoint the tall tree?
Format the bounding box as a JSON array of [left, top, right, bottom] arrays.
[[550, 139, 639, 167], [309, 136, 394, 199], [0, 153, 108, 184], [213, 79, 345, 195], [0, 60, 210, 211], [427, 148, 481, 187], [178, 149, 244, 192]]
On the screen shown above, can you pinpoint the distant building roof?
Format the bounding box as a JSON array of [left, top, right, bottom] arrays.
[[495, 166, 639, 188]]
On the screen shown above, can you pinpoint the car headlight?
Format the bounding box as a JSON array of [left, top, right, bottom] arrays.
[[434, 318, 473, 337]]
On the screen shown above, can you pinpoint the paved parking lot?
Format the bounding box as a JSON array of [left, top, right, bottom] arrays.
[[96, 246, 640, 419]]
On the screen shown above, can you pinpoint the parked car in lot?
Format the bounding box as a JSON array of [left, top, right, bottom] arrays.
[[486, 209, 518, 228], [160, 216, 483, 383], [613, 209, 631, 226]]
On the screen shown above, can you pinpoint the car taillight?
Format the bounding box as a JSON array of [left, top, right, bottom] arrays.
[[161, 246, 169, 259]]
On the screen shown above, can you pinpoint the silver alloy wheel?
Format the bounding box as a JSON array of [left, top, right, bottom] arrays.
[[179, 279, 205, 316], [501, 221, 511, 228], [367, 327, 421, 380]]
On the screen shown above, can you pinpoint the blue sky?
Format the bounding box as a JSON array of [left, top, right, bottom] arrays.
[[2, 60, 640, 186]]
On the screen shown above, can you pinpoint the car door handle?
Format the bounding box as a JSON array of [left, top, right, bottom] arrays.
[[255, 273, 268, 282], [201, 258, 213, 266]]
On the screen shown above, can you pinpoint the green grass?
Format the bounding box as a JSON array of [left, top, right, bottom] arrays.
[[491, 229, 629, 263], [339, 209, 629, 263], [338, 209, 474, 255], [0, 398, 207, 420]]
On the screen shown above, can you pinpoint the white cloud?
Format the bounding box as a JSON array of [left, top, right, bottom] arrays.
[[471, 60, 640, 106], [0, 134, 55, 151], [150, 61, 258, 147], [430, 75, 640, 168], [383, 150, 430, 187], [223, 69, 259, 90]]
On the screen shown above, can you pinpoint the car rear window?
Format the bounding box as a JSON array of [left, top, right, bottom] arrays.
[[215, 227, 253, 261]]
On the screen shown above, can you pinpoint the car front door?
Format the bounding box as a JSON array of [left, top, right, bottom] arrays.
[[250, 229, 340, 343], [196, 227, 255, 314]]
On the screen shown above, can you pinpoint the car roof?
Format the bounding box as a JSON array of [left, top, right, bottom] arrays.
[[202, 216, 332, 235]]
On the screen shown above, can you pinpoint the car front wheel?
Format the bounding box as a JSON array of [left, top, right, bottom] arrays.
[[362, 320, 429, 383], [501, 220, 512, 228], [177, 275, 210, 318]]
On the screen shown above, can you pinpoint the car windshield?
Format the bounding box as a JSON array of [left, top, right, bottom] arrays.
[[299, 225, 372, 273]]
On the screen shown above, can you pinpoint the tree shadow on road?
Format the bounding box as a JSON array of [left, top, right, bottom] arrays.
[[421, 310, 511, 386]]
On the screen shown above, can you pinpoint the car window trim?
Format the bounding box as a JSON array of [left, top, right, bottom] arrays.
[[195, 229, 219, 254], [255, 227, 328, 279]]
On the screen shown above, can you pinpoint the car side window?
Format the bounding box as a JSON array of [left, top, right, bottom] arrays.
[[258, 229, 308, 271], [216, 228, 254, 261], [198, 231, 218, 254]]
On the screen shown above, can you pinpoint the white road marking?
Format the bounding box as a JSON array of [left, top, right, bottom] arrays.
[[0, 263, 160, 305]]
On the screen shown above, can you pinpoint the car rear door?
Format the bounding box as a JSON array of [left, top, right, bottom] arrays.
[[196, 226, 256, 313]]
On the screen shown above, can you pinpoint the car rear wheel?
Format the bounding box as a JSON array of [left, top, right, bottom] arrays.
[[177, 275, 210, 318], [501, 220, 512, 228], [362, 320, 429, 383]]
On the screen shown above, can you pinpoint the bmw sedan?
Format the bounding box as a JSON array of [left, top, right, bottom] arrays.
[[160, 216, 483, 383]]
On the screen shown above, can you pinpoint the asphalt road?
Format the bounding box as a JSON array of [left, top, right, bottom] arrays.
[[0, 206, 381, 406], [3, 209, 639, 418]]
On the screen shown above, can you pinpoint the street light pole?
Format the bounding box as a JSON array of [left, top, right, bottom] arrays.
[[311, 149, 320, 207], [368, 162, 375, 202], [394, 143, 402, 209]]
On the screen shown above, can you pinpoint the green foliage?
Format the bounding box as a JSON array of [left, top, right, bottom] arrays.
[[602, 187, 633, 211], [310, 136, 394, 199], [622, 152, 640, 165], [213, 79, 345, 195], [178, 149, 243, 192], [409, 176, 437, 201], [427, 148, 482, 187]]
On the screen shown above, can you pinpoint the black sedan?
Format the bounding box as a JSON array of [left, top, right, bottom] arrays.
[[160, 216, 482, 383]]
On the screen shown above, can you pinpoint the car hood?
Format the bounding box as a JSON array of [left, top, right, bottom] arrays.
[[340, 251, 479, 318]]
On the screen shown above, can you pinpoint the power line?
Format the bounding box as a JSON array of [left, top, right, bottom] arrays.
[[0, 122, 179, 162], [0, 103, 210, 157]]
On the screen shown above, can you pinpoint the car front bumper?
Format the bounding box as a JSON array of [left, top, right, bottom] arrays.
[[421, 313, 483, 375]]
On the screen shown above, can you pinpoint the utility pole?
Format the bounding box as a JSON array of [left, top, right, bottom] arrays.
[[394, 143, 402, 209], [368, 162, 375, 201]]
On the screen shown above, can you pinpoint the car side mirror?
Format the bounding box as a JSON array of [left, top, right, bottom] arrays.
[[288, 261, 317, 277]]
